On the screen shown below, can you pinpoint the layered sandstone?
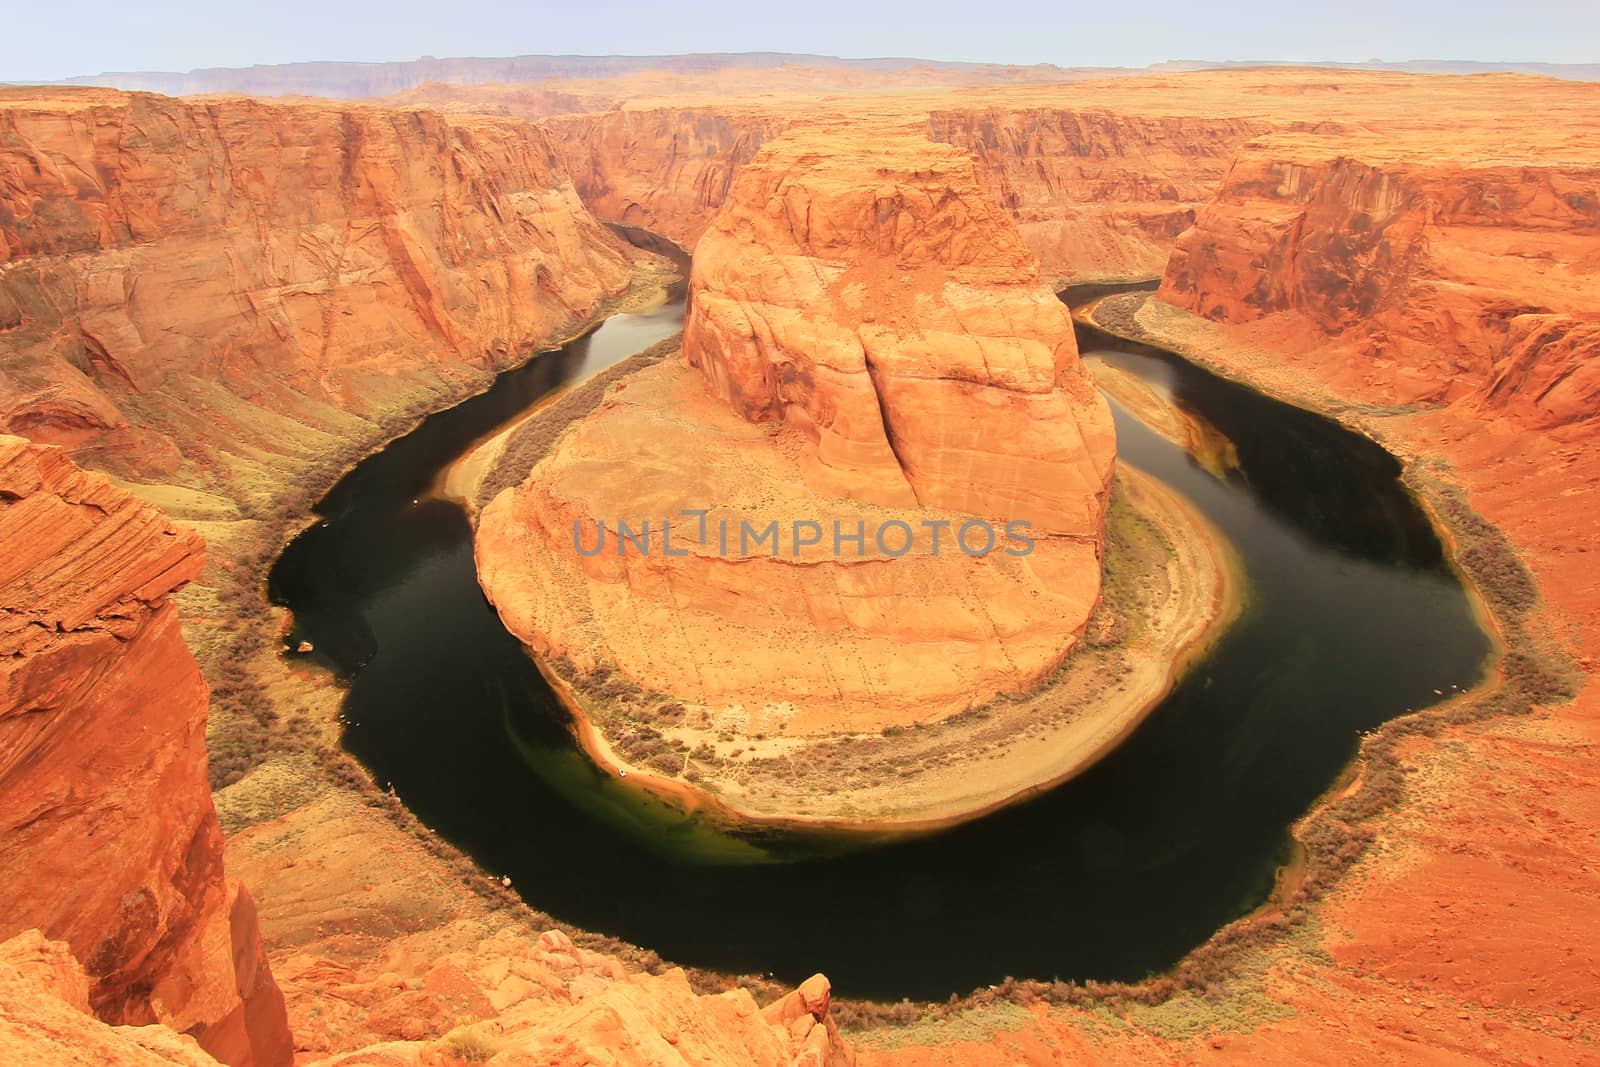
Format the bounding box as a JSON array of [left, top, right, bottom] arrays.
[[538, 103, 1262, 285], [477, 129, 1114, 770], [0, 88, 641, 493], [927, 108, 1265, 284], [1159, 132, 1600, 413], [286, 936, 853, 1067], [542, 107, 791, 249], [0, 927, 853, 1067], [0, 436, 290, 1065], [531, 71, 1600, 298], [679, 131, 1115, 530]]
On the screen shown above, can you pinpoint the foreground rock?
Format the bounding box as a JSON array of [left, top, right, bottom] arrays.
[[0, 930, 227, 1066], [291, 934, 853, 1067], [0, 436, 290, 1065], [1, 926, 853, 1067]]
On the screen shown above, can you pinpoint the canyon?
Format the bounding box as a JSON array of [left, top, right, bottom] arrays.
[[0, 60, 1597, 1066]]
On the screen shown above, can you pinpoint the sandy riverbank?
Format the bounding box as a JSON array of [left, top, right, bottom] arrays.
[[436, 276, 679, 517]]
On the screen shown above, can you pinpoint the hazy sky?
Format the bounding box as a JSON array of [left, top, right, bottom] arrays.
[[4, 0, 1597, 81]]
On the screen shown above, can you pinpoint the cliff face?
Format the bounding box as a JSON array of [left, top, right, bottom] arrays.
[[477, 130, 1114, 749], [0, 435, 290, 1065], [1159, 138, 1600, 415], [540, 104, 1259, 288], [0, 88, 639, 492], [928, 107, 1266, 285], [681, 130, 1115, 531], [542, 107, 790, 250]]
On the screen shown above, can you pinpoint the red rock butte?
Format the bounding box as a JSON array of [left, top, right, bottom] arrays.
[[476, 128, 1116, 732]]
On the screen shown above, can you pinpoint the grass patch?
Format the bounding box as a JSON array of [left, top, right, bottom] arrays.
[[843, 1001, 1034, 1050], [443, 1025, 504, 1063]]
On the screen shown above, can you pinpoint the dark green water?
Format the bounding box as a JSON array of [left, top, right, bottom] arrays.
[[268, 288, 1490, 1001]]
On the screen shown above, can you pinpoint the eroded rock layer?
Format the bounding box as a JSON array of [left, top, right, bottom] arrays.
[[0, 927, 854, 1067], [1159, 134, 1600, 416], [542, 107, 791, 250], [926, 107, 1266, 285], [0, 88, 640, 493], [0, 436, 290, 1065], [540, 103, 1263, 286], [477, 130, 1114, 730]]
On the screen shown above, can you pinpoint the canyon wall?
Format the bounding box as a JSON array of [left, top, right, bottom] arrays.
[[927, 107, 1264, 285], [477, 128, 1114, 744], [541, 107, 791, 250], [0, 88, 641, 500], [540, 103, 1261, 287], [1157, 134, 1600, 418], [0, 435, 290, 1065]]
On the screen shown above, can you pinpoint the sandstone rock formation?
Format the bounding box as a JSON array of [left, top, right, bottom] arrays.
[[1159, 133, 1600, 415], [3, 925, 856, 1067], [926, 107, 1265, 284], [0, 436, 290, 1065], [0, 88, 641, 494], [543, 107, 791, 249], [680, 131, 1115, 531], [477, 129, 1114, 740], [535, 71, 1600, 300], [0, 930, 230, 1066], [265, 928, 853, 1067]]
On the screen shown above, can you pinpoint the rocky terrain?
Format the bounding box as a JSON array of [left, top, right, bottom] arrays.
[[1159, 127, 1600, 416], [0, 435, 291, 1065], [536, 101, 1262, 286], [1, 64, 1598, 1066], [528, 69, 1600, 294]]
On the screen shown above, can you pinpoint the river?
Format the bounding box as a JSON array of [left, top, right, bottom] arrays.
[[268, 273, 1490, 1000]]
